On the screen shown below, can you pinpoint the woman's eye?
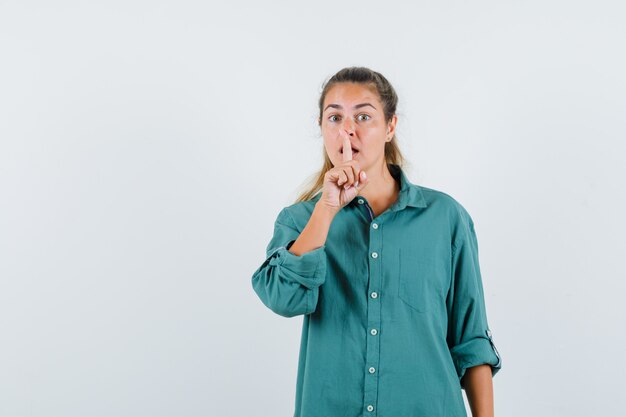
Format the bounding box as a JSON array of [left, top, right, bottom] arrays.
[[329, 115, 340, 122], [357, 114, 371, 121]]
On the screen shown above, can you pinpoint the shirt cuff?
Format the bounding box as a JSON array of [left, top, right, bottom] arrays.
[[267, 240, 327, 289], [450, 333, 502, 387]]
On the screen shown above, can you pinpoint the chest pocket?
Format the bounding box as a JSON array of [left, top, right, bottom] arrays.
[[398, 248, 444, 313]]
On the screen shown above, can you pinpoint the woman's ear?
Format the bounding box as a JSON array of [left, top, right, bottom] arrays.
[[386, 114, 398, 140]]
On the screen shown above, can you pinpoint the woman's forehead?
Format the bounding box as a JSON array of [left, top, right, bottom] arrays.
[[324, 82, 381, 108]]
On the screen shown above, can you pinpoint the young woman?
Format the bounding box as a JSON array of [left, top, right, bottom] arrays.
[[251, 67, 502, 417]]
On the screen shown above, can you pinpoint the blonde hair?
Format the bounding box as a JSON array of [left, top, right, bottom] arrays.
[[294, 66, 408, 204]]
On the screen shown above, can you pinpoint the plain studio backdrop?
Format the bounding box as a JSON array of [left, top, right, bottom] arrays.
[[1, 1, 625, 416]]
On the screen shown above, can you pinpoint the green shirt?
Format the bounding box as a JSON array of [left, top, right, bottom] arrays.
[[251, 163, 502, 417]]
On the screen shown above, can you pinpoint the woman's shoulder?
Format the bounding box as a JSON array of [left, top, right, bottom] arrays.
[[414, 183, 475, 224], [413, 184, 479, 248], [273, 193, 321, 228]]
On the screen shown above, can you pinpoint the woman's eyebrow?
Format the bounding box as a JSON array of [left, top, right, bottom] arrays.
[[324, 103, 377, 112]]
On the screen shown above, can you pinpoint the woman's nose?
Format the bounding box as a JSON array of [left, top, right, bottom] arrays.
[[342, 119, 356, 135]]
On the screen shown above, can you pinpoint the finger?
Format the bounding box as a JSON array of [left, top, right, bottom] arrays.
[[326, 169, 342, 186], [337, 170, 348, 187], [342, 166, 354, 188], [349, 162, 361, 188], [342, 131, 352, 162]]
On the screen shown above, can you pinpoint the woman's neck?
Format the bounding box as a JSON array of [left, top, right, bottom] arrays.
[[359, 163, 400, 216]]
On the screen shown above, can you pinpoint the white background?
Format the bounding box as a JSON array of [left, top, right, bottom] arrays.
[[1, 1, 625, 416]]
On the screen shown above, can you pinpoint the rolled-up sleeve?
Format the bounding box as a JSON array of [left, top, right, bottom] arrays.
[[251, 207, 327, 318], [446, 208, 502, 389]]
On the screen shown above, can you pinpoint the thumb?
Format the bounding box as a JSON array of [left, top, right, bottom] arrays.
[[355, 170, 369, 192]]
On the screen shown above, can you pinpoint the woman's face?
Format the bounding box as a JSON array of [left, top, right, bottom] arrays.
[[320, 82, 397, 170]]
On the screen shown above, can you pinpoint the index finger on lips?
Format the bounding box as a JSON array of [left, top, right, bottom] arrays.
[[342, 131, 352, 162]]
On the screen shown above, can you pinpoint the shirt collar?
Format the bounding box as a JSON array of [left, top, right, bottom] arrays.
[[387, 163, 428, 210]]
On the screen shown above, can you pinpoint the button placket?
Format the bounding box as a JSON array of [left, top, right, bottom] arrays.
[[364, 202, 382, 416]]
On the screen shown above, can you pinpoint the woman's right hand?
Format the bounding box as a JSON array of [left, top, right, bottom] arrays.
[[318, 131, 369, 214]]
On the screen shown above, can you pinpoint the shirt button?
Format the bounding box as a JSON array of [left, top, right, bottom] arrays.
[[371, 291, 378, 299], [367, 405, 374, 412], [372, 223, 378, 229], [370, 328, 378, 336], [358, 199, 364, 204], [369, 367, 376, 374], [371, 252, 378, 258]]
